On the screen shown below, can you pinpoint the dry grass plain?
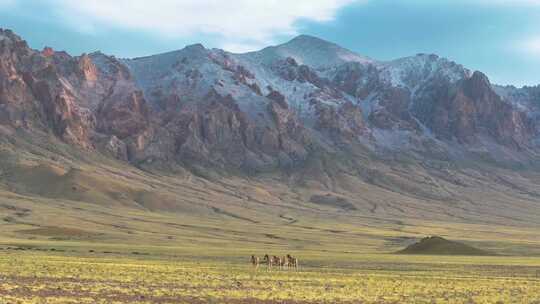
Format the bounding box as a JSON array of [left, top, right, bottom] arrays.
[[0, 249, 539, 304]]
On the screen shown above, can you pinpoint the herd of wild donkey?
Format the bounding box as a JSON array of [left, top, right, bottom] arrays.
[[250, 254, 299, 270]]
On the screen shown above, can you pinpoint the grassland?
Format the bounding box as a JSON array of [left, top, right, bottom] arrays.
[[1, 132, 540, 302], [0, 249, 539, 303]]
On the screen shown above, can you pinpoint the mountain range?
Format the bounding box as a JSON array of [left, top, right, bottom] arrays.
[[1, 28, 539, 254]]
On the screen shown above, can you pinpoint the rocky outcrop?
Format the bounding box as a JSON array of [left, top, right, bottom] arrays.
[[273, 57, 325, 88], [414, 72, 533, 148], [0, 30, 94, 147], [266, 91, 309, 162], [0, 29, 153, 154], [97, 90, 149, 139], [31, 77, 95, 148], [146, 88, 310, 169], [314, 100, 367, 141], [369, 87, 420, 131], [331, 62, 382, 99]]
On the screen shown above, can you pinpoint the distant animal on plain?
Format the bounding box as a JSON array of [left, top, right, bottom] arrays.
[[250, 254, 298, 270], [263, 254, 273, 268], [272, 255, 281, 269], [250, 255, 259, 268], [287, 254, 298, 270], [281, 256, 289, 269]]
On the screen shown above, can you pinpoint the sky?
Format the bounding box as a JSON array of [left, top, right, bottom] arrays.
[[0, 0, 539, 86]]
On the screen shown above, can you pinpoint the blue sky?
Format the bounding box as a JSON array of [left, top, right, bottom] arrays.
[[1, 0, 539, 86]]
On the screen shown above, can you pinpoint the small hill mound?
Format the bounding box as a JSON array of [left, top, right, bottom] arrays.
[[397, 236, 492, 256]]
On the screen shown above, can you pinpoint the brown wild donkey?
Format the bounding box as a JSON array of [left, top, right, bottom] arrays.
[[272, 255, 281, 269], [281, 255, 289, 269], [287, 254, 298, 270], [250, 255, 259, 269], [263, 254, 273, 269]]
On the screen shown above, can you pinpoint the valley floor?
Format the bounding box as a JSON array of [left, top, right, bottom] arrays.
[[2, 135, 540, 303], [0, 249, 539, 303]]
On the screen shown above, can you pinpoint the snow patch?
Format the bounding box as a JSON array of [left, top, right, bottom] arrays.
[[380, 54, 470, 90]]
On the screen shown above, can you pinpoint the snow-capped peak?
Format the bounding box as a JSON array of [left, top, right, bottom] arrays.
[[240, 34, 374, 69]]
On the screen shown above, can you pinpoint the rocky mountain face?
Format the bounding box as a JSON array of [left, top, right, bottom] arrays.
[[1, 29, 539, 172]]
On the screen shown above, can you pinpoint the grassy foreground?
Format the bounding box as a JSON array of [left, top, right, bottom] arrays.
[[1, 139, 540, 303], [0, 249, 539, 304]]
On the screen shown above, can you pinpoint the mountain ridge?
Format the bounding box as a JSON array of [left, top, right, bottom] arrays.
[[2, 28, 540, 166]]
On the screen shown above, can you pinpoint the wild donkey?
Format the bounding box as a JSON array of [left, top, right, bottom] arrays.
[[281, 255, 289, 269], [263, 254, 273, 269], [250, 255, 259, 269], [272, 256, 281, 269], [287, 254, 298, 270]]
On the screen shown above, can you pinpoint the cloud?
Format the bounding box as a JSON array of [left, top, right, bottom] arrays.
[[221, 42, 269, 54], [0, 0, 15, 7], [520, 37, 540, 56], [45, 0, 358, 51]]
